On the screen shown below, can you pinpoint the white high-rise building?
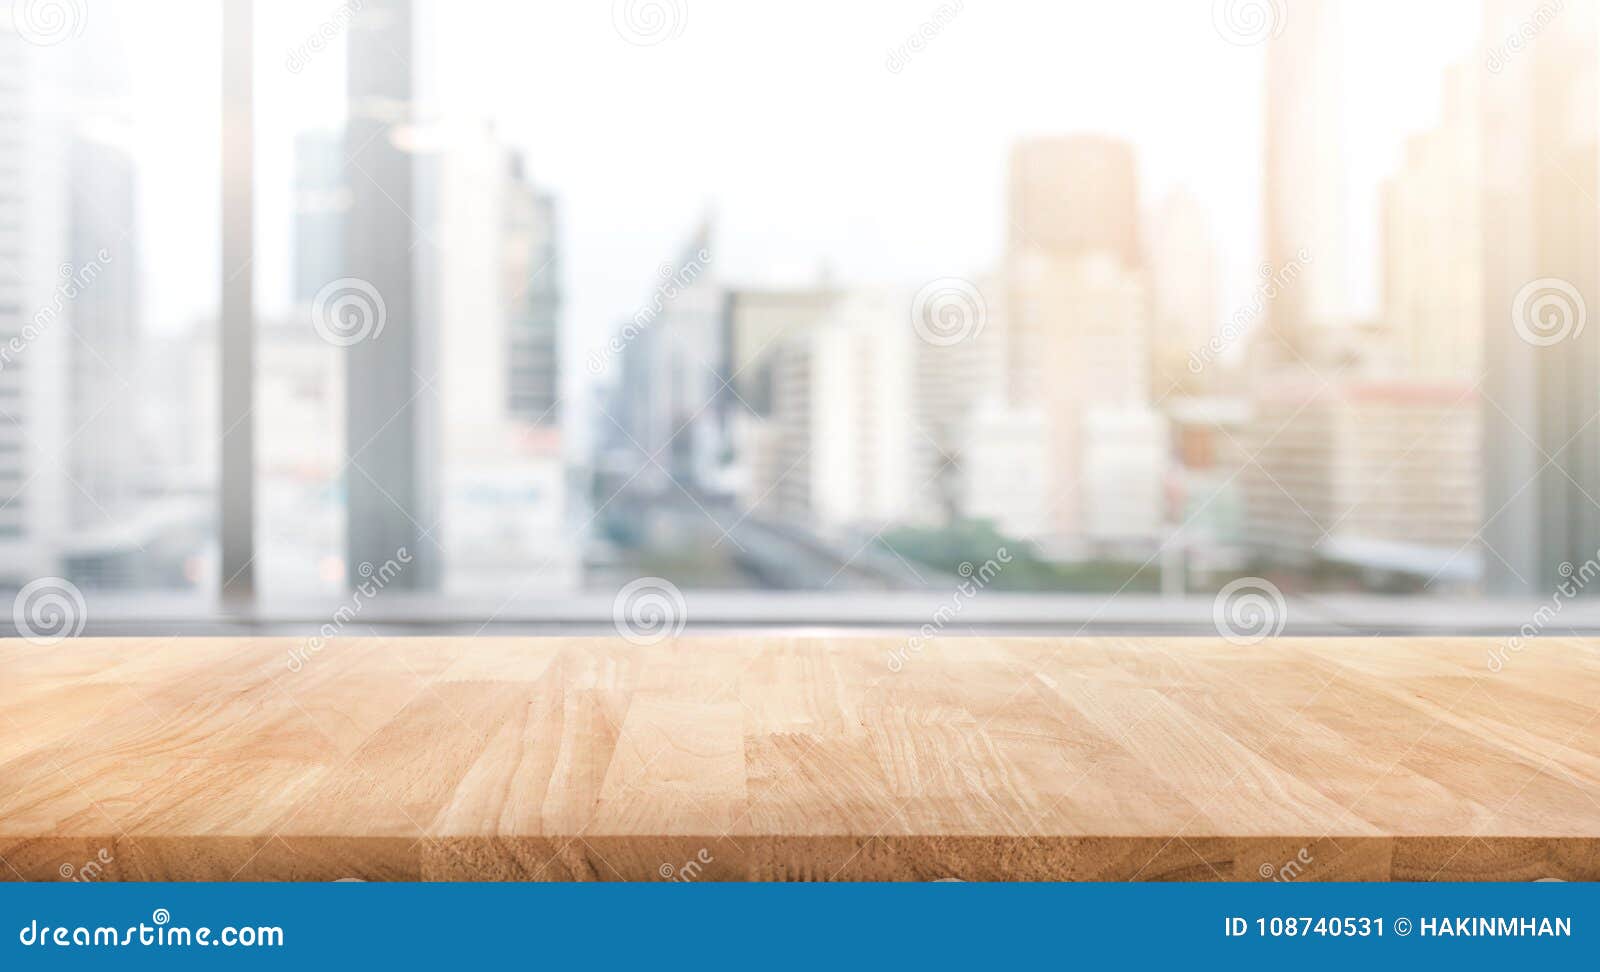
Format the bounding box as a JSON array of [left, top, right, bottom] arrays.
[[958, 401, 1049, 541], [724, 286, 839, 519], [0, 24, 69, 586], [1262, 0, 1348, 355], [1383, 63, 1483, 381], [1080, 407, 1167, 547], [1479, 0, 1600, 594], [1020, 251, 1164, 543], [1006, 136, 1140, 407], [428, 123, 573, 595], [608, 225, 723, 498], [1242, 379, 1481, 581], [1147, 188, 1221, 392], [769, 290, 934, 534]]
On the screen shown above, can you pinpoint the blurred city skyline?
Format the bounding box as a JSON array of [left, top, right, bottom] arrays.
[[107, 1, 1482, 425], [3, 0, 1596, 623]]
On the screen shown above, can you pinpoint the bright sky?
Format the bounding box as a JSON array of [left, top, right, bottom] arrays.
[[109, 0, 1483, 423]]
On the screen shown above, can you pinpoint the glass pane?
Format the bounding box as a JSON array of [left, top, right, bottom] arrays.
[[0, 4, 219, 626], [9, 0, 1599, 636]]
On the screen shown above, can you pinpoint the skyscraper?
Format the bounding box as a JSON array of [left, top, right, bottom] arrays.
[[504, 153, 561, 425], [292, 130, 348, 306], [1261, 0, 1348, 359], [61, 19, 141, 545], [1147, 188, 1222, 394], [1008, 136, 1140, 267], [767, 289, 929, 532], [1242, 379, 1481, 578], [1026, 251, 1162, 541], [1005, 136, 1165, 546], [1007, 135, 1139, 405], [0, 21, 68, 586], [609, 224, 722, 496], [1383, 63, 1483, 381], [426, 123, 572, 595], [1479, 0, 1600, 595], [344, 0, 439, 590]]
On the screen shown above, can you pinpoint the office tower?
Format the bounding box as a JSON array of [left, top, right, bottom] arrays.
[[270, 132, 349, 597], [52, 15, 141, 554], [726, 286, 840, 414], [1005, 135, 1165, 546], [768, 290, 932, 533], [1008, 136, 1140, 268], [1021, 249, 1164, 543], [432, 124, 573, 594], [504, 153, 561, 425], [1242, 380, 1481, 583], [1480, 0, 1600, 595], [958, 402, 1049, 541], [0, 23, 69, 586], [64, 131, 139, 531], [1383, 64, 1483, 381], [1147, 188, 1221, 393], [1261, 0, 1347, 358], [59, 131, 146, 588], [344, 0, 438, 590], [255, 317, 346, 597], [724, 286, 839, 518], [1007, 135, 1139, 405], [1165, 396, 1251, 564], [292, 130, 348, 306], [912, 271, 1007, 520], [610, 224, 723, 496]]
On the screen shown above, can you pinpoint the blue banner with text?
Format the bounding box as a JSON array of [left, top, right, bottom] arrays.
[[1, 881, 1592, 969]]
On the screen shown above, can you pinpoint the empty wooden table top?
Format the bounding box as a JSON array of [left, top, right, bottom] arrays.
[[2, 636, 1597, 881]]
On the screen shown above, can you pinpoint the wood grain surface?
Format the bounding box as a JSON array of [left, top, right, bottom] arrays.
[[2, 636, 1597, 881]]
